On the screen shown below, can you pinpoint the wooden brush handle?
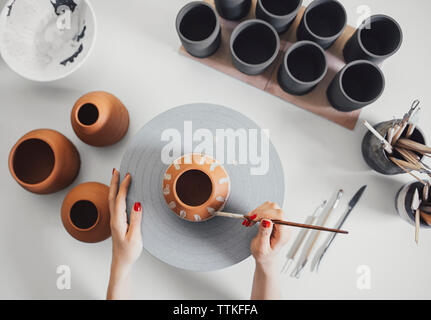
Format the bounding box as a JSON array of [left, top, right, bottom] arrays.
[[271, 220, 348, 234], [397, 139, 431, 154]]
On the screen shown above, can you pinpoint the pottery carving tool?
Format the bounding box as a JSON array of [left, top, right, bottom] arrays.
[[311, 186, 367, 273], [281, 201, 327, 274], [215, 211, 348, 234], [406, 107, 421, 138], [389, 157, 427, 185], [392, 100, 421, 144], [396, 139, 431, 155], [290, 190, 344, 278], [362, 120, 393, 153], [412, 188, 421, 245]]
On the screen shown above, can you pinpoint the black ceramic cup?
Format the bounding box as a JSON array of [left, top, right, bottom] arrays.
[[214, 0, 251, 20], [230, 19, 280, 75], [396, 181, 431, 228], [255, 0, 303, 34], [343, 15, 403, 64], [361, 120, 426, 175], [296, 0, 347, 49], [278, 41, 327, 95], [327, 60, 385, 112], [176, 1, 221, 58]]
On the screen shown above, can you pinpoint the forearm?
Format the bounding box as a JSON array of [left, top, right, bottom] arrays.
[[251, 262, 282, 300], [107, 260, 132, 300]]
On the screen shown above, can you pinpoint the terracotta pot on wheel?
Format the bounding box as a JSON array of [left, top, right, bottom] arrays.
[[162, 153, 231, 222], [61, 182, 111, 243], [8, 129, 80, 194], [71, 91, 129, 147]]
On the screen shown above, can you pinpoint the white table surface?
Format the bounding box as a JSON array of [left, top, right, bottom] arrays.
[[1, 0, 430, 300]]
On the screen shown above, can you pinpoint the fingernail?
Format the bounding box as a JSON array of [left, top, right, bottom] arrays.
[[245, 220, 251, 227], [262, 220, 270, 228], [242, 220, 247, 226], [112, 168, 116, 175], [250, 214, 257, 220], [134, 202, 142, 212], [126, 173, 130, 178]]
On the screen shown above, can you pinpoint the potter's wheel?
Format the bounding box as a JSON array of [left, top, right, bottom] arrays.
[[120, 103, 284, 271]]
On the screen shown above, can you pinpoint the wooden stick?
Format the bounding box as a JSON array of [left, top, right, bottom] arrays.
[[420, 211, 431, 226], [389, 157, 427, 185], [215, 212, 348, 234], [362, 120, 393, 153], [392, 122, 408, 145], [397, 139, 431, 154]]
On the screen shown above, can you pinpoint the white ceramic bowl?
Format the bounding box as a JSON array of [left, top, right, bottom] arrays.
[[0, 0, 96, 81]]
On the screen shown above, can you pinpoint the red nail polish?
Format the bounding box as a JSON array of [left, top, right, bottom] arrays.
[[112, 168, 116, 175], [242, 220, 247, 226], [262, 220, 270, 228], [250, 214, 257, 220], [134, 202, 142, 212], [246, 220, 251, 227]]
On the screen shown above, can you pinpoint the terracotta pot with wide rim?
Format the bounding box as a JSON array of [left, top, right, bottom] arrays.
[[162, 153, 231, 222], [8, 129, 80, 194], [61, 182, 111, 243], [71, 91, 129, 147]]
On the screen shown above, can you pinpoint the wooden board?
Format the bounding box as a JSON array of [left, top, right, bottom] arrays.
[[179, 0, 360, 130]]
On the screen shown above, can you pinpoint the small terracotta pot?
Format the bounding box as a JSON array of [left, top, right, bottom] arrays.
[[162, 153, 230, 222], [9, 129, 80, 194], [61, 182, 111, 243], [71, 91, 129, 147]]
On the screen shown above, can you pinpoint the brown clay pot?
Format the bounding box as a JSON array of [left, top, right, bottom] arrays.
[[8, 129, 80, 194], [61, 182, 111, 243], [162, 153, 231, 222], [71, 91, 130, 147]]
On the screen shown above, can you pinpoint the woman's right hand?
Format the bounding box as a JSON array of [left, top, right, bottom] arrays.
[[246, 202, 290, 268]]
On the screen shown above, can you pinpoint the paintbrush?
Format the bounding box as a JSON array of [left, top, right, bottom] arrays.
[[215, 212, 348, 234]]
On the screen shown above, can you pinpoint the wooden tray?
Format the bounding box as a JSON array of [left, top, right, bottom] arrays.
[[179, 0, 360, 130]]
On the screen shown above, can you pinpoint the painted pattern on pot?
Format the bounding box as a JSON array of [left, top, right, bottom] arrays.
[[162, 153, 230, 222], [8, 129, 80, 194], [0, 0, 97, 81], [61, 182, 111, 243], [71, 91, 129, 147]]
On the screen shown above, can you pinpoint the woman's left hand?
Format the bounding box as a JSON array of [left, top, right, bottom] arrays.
[[109, 170, 143, 273]]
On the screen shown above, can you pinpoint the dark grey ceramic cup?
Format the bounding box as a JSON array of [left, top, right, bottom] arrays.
[[396, 181, 431, 228], [214, 0, 251, 20], [230, 19, 280, 75], [327, 60, 385, 112], [176, 1, 221, 58], [296, 0, 347, 49], [343, 15, 403, 64], [278, 41, 327, 95], [361, 120, 426, 175], [255, 0, 302, 34]]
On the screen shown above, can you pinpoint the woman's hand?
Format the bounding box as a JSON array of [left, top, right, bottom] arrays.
[[247, 202, 290, 300], [246, 201, 290, 268], [107, 169, 143, 300]]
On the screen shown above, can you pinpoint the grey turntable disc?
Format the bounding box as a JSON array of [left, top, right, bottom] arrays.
[[120, 103, 284, 271]]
